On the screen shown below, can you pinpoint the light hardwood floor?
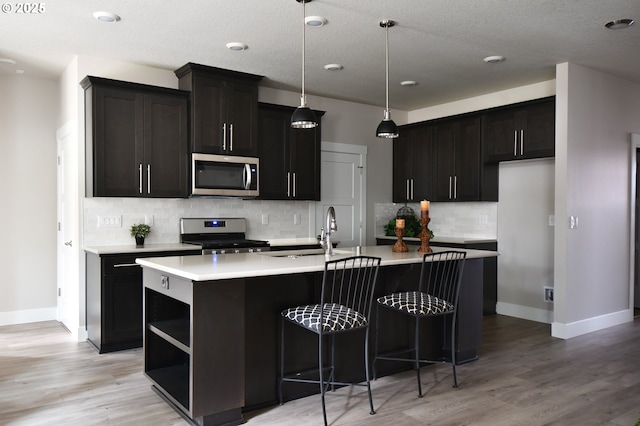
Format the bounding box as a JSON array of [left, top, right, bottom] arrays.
[[1, 315, 639, 426]]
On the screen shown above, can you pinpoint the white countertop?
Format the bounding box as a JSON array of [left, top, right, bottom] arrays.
[[84, 243, 201, 255], [376, 235, 497, 244], [136, 245, 499, 282]]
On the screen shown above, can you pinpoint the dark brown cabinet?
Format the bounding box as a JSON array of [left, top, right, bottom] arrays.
[[82, 76, 189, 198], [433, 115, 482, 201], [257, 103, 324, 201], [483, 97, 555, 162], [86, 249, 199, 353], [392, 124, 433, 203], [175, 63, 263, 156]]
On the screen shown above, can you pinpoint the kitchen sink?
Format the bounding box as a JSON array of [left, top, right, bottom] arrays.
[[259, 248, 354, 258]]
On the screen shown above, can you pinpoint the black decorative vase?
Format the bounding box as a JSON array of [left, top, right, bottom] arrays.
[[135, 236, 145, 247]]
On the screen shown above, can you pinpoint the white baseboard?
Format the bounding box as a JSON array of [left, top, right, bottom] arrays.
[[0, 307, 57, 326], [551, 309, 633, 339], [496, 301, 554, 324]]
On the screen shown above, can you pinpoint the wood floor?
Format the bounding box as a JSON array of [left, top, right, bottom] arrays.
[[1, 315, 639, 426]]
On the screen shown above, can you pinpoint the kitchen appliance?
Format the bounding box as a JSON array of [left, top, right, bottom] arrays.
[[180, 217, 269, 254], [191, 153, 259, 197]]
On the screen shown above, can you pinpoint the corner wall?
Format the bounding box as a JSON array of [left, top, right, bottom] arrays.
[[553, 63, 640, 338]]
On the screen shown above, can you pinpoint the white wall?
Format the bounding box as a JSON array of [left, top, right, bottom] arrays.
[[553, 63, 640, 338], [0, 74, 58, 325]]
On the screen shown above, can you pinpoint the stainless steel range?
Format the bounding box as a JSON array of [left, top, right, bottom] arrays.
[[180, 217, 270, 254]]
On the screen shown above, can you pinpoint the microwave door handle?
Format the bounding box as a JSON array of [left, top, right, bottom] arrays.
[[244, 163, 251, 189]]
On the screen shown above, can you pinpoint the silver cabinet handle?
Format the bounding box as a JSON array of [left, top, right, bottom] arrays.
[[139, 164, 143, 194], [243, 163, 251, 189], [147, 164, 151, 194], [287, 171, 291, 198], [406, 179, 410, 201], [229, 123, 234, 152], [449, 176, 452, 199], [293, 172, 297, 198], [113, 263, 139, 268], [64, 240, 72, 247], [454, 175, 458, 199], [410, 178, 414, 200], [520, 129, 524, 156], [222, 123, 227, 151], [514, 130, 518, 156]]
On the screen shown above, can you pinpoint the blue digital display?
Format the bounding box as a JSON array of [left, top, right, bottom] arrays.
[[205, 220, 226, 228]]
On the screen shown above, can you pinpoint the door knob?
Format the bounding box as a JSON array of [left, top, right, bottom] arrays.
[[64, 240, 72, 247]]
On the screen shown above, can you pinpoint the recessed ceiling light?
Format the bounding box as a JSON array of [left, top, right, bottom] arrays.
[[400, 80, 418, 86], [93, 11, 120, 23], [324, 63, 343, 71], [305, 16, 328, 27], [0, 58, 17, 65], [605, 18, 634, 29], [15, 69, 25, 74], [483, 55, 505, 64], [226, 42, 248, 51]]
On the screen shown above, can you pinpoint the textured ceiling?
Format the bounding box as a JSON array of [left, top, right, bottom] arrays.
[[0, 0, 638, 110]]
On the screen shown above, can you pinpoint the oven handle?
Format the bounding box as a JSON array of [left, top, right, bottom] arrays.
[[243, 163, 252, 189]]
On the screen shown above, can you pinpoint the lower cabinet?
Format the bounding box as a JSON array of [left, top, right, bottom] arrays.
[[86, 250, 199, 353]]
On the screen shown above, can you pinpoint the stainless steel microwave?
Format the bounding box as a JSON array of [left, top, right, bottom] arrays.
[[191, 153, 259, 197]]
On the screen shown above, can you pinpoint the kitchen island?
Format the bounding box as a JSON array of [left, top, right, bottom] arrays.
[[137, 245, 498, 426]]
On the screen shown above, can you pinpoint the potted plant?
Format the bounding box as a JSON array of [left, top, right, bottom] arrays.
[[130, 223, 151, 247]]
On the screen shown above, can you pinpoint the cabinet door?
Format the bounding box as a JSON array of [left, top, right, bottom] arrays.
[[103, 271, 143, 344], [483, 108, 519, 162], [226, 81, 259, 157], [92, 86, 144, 197], [192, 75, 227, 154], [143, 93, 189, 197], [290, 126, 320, 200], [454, 116, 481, 201], [392, 131, 414, 203], [522, 100, 555, 159], [433, 121, 457, 201], [411, 125, 434, 201], [257, 106, 290, 199]]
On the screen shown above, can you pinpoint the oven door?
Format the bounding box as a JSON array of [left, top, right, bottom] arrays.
[[191, 153, 259, 197]]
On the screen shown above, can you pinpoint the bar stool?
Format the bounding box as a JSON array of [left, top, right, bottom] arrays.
[[279, 256, 381, 426], [373, 250, 466, 397]]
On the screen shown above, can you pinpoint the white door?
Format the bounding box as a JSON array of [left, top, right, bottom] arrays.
[[316, 143, 367, 248], [57, 121, 80, 337]]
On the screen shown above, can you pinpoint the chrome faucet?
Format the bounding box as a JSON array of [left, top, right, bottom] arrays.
[[319, 206, 337, 255]]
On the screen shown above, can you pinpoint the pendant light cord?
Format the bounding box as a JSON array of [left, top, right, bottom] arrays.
[[384, 22, 389, 115], [301, 0, 306, 106]]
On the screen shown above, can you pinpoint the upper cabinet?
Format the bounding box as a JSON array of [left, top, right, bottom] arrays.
[[175, 63, 263, 156], [483, 97, 555, 162], [82, 76, 189, 198], [392, 124, 433, 203], [432, 115, 482, 201], [257, 103, 324, 201]]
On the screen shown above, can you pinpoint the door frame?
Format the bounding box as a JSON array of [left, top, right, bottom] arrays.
[[629, 133, 640, 313], [311, 141, 367, 246]]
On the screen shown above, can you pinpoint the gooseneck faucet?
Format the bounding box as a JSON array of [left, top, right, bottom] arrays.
[[320, 206, 337, 255]]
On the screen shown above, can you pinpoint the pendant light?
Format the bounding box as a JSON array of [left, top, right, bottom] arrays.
[[376, 20, 399, 138], [291, 0, 318, 129]]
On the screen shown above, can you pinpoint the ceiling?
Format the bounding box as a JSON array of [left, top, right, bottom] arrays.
[[0, 1, 638, 111]]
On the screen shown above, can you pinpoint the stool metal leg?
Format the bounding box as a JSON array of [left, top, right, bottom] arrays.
[[364, 327, 375, 415], [451, 312, 458, 388], [319, 333, 328, 426], [279, 317, 285, 405], [415, 315, 423, 397]]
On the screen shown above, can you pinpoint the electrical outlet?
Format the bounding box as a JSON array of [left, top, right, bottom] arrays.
[[98, 215, 122, 228], [293, 213, 301, 225], [569, 215, 579, 229], [261, 214, 269, 225], [145, 215, 154, 226], [544, 287, 554, 302]]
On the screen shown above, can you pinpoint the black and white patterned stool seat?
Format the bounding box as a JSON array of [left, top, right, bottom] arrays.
[[377, 291, 453, 316], [283, 303, 367, 333]]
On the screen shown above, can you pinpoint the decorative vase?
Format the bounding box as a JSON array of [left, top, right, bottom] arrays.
[[135, 236, 145, 247]]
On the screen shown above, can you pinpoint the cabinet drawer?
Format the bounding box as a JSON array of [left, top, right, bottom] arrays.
[[103, 255, 141, 275], [143, 268, 192, 306]]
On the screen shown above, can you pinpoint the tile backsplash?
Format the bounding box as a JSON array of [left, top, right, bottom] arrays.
[[83, 197, 497, 247], [83, 197, 313, 246], [374, 202, 497, 239]]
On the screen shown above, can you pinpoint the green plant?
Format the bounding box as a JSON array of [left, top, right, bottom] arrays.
[[384, 217, 434, 239], [130, 223, 151, 238]]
